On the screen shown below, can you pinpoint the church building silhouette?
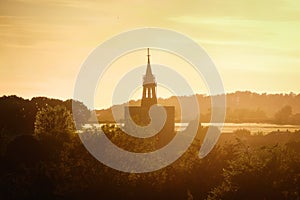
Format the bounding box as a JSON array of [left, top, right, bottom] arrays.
[[124, 48, 175, 147]]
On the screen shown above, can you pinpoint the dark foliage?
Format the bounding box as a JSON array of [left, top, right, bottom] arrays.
[[0, 95, 90, 155], [1, 95, 300, 199]]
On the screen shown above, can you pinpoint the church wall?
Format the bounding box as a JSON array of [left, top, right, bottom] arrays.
[[124, 105, 175, 148]]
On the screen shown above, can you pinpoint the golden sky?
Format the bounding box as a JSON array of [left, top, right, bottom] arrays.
[[1, 0, 300, 108]]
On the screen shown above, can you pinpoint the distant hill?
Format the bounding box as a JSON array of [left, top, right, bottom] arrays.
[[95, 91, 300, 124]]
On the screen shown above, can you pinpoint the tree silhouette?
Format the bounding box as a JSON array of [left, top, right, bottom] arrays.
[[34, 105, 75, 142], [207, 140, 300, 200], [34, 105, 76, 160], [274, 105, 292, 124], [64, 99, 90, 126]]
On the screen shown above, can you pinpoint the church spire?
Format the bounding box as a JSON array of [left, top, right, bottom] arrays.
[[143, 48, 155, 85], [141, 48, 157, 107]]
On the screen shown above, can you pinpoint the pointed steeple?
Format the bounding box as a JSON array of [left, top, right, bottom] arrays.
[[146, 48, 152, 75], [141, 48, 157, 107], [143, 48, 156, 85]]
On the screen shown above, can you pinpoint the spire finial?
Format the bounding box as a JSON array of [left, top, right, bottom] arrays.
[[147, 48, 150, 64]]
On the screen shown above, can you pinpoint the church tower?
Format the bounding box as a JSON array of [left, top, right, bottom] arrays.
[[124, 48, 175, 148], [141, 48, 157, 108]]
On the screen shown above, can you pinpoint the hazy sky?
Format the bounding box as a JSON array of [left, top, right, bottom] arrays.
[[1, 0, 300, 108]]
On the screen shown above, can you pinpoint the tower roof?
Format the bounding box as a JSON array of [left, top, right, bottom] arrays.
[[143, 48, 156, 85]]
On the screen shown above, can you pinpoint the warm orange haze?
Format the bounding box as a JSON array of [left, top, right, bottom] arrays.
[[1, 0, 300, 105], [1, 1, 300, 200]]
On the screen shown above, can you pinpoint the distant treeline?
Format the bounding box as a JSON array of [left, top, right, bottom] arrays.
[[96, 91, 300, 124]]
